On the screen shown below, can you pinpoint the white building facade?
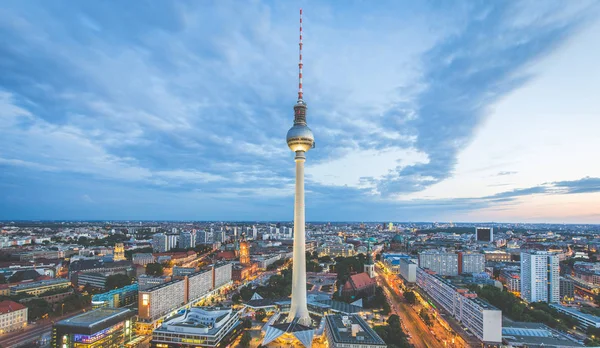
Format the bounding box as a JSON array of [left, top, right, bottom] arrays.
[[520, 251, 559, 303]]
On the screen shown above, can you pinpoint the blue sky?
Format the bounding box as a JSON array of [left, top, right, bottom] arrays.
[[1, 1, 599, 222]]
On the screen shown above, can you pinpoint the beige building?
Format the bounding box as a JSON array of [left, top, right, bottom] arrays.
[[10, 278, 70, 296], [0, 300, 27, 335]]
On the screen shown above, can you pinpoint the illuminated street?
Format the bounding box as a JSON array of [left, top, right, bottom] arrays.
[[376, 263, 468, 348]]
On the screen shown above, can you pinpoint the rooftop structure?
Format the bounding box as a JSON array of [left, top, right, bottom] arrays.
[[502, 321, 584, 347], [324, 314, 386, 348]]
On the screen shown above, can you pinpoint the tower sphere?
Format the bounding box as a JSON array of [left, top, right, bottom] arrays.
[[287, 125, 314, 152]]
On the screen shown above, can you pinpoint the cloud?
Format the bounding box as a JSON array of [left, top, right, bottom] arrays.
[[497, 171, 517, 176]]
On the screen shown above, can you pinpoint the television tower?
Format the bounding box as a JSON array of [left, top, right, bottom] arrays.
[[286, 8, 314, 327]]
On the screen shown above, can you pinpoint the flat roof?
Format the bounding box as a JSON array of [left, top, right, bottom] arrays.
[[141, 278, 183, 293], [550, 304, 600, 324], [11, 278, 70, 290], [54, 308, 134, 334], [325, 314, 386, 346]]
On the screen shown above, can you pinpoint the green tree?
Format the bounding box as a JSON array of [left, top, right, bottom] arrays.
[[419, 309, 433, 327], [243, 317, 252, 329], [25, 298, 53, 320], [105, 274, 132, 291], [240, 331, 252, 348], [232, 293, 242, 303], [403, 291, 416, 305], [255, 309, 267, 322], [145, 263, 164, 276]]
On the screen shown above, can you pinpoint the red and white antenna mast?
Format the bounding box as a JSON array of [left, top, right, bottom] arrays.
[[298, 8, 303, 101]]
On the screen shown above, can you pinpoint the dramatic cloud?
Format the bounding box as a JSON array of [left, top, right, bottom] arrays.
[[0, 0, 599, 221]]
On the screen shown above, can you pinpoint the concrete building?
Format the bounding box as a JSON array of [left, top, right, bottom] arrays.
[[139, 280, 187, 321], [91, 284, 138, 309], [399, 258, 417, 283], [10, 278, 71, 296], [520, 251, 559, 303], [499, 270, 521, 295], [51, 307, 135, 348], [213, 262, 233, 289], [459, 252, 485, 274], [152, 233, 168, 253], [166, 234, 178, 251], [151, 307, 241, 348], [187, 269, 212, 302], [138, 275, 171, 291], [172, 266, 196, 277], [550, 304, 600, 331], [0, 300, 27, 335], [418, 250, 458, 276], [560, 277, 575, 301], [475, 227, 493, 242], [416, 268, 502, 343], [179, 231, 194, 249], [483, 250, 511, 262], [324, 314, 386, 348], [132, 253, 155, 266]]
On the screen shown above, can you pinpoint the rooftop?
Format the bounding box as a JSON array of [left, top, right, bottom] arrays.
[[0, 300, 26, 314], [57, 307, 132, 328], [11, 278, 70, 290], [325, 314, 386, 346]]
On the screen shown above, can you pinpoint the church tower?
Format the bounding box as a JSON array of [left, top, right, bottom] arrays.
[[364, 239, 375, 278]]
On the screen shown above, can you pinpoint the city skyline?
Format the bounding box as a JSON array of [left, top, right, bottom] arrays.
[[1, 1, 600, 223]]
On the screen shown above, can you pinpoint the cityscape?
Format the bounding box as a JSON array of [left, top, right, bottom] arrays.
[[1, 1, 600, 348]]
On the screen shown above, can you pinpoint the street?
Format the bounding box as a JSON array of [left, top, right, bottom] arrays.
[[376, 264, 468, 348]]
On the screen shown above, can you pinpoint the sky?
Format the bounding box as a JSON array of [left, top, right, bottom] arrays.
[[1, 0, 599, 223]]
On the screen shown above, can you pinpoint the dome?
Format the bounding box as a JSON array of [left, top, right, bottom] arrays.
[[286, 125, 314, 152], [391, 234, 403, 243]]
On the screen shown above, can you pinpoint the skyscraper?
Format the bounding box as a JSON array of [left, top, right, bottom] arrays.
[[520, 251, 559, 303], [475, 227, 494, 242], [152, 233, 167, 253], [285, 8, 315, 327]]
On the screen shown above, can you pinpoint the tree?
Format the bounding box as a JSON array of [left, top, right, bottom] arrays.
[[25, 298, 53, 321], [243, 317, 252, 329], [240, 331, 252, 348], [255, 309, 267, 322], [419, 309, 433, 327], [105, 274, 132, 291], [232, 293, 242, 303], [145, 263, 164, 276], [403, 291, 416, 305]]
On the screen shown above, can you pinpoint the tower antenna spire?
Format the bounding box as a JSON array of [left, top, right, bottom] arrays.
[[298, 8, 303, 101]]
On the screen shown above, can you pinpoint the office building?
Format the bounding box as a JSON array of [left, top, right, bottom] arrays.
[[166, 234, 178, 251], [549, 304, 600, 330], [139, 280, 187, 321], [151, 307, 241, 348], [458, 252, 485, 274], [399, 258, 417, 283], [0, 300, 27, 335], [416, 268, 502, 343], [138, 275, 171, 291], [212, 230, 225, 244], [132, 253, 155, 266], [560, 277, 575, 301], [252, 225, 258, 240], [520, 251, 559, 303], [499, 271, 521, 295], [179, 231, 194, 249], [187, 269, 212, 302], [152, 233, 168, 253], [77, 272, 109, 289], [324, 314, 386, 348], [213, 262, 233, 289], [418, 250, 458, 276], [475, 227, 493, 242], [51, 308, 134, 348], [10, 278, 71, 296], [483, 250, 511, 262], [91, 284, 138, 309], [502, 322, 585, 347], [173, 266, 196, 277]]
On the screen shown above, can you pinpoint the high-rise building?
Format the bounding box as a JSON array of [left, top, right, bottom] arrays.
[[152, 233, 167, 253], [166, 234, 178, 251], [475, 227, 494, 242], [458, 252, 485, 274], [399, 259, 417, 283], [418, 250, 458, 276], [113, 243, 126, 261], [179, 231, 194, 249], [520, 251, 559, 303], [252, 225, 258, 240]]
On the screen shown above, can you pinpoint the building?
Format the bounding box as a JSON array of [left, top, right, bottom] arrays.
[[10, 278, 71, 296], [483, 250, 511, 262], [324, 314, 386, 348], [187, 269, 213, 303], [418, 250, 458, 276], [138, 275, 171, 291], [179, 231, 194, 249], [213, 262, 233, 289], [152, 233, 168, 253], [475, 227, 493, 242], [0, 300, 27, 335], [341, 273, 377, 300], [520, 251, 559, 303], [239, 239, 250, 266], [132, 253, 155, 266], [499, 270, 521, 295], [502, 322, 585, 347], [113, 243, 126, 261], [173, 266, 196, 277], [399, 258, 417, 283], [549, 304, 600, 330], [151, 307, 241, 348], [91, 284, 138, 309], [560, 277, 575, 301], [51, 307, 135, 348], [363, 241, 375, 278], [166, 234, 179, 251], [416, 268, 502, 343], [76, 272, 109, 289], [139, 280, 187, 322], [458, 252, 485, 274]]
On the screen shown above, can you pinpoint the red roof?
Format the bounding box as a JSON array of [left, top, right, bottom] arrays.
[[0, 300, 26, 314], [216, 251, 237, 260], [347, 272, 376, 290]]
